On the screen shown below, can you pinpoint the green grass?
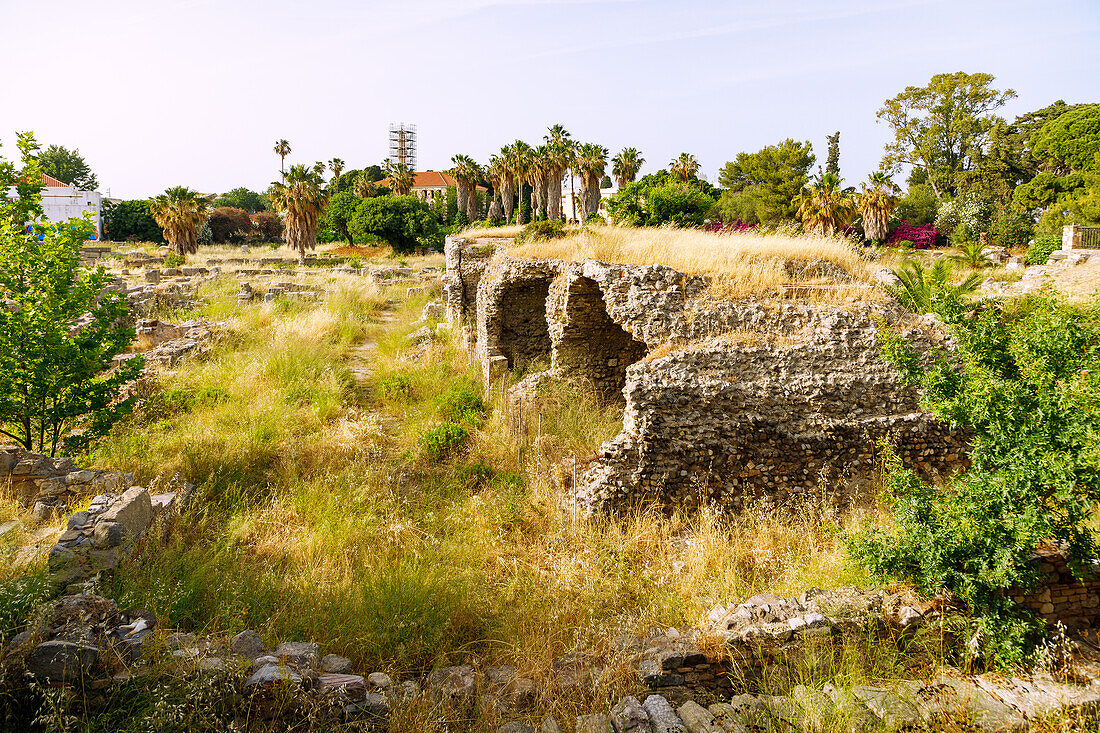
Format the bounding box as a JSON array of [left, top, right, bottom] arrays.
[[1, 263, 938, 729]]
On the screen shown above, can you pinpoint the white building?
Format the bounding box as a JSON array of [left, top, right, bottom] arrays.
[[37, 173, 102, 240]]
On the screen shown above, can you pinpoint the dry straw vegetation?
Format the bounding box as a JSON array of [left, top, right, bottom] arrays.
[[1, 257, 905, 728], [501, 225, 880, 299]]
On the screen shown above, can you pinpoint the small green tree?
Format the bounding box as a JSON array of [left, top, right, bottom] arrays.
[[38, 143, 99, 190], [885, 259, 984, 318], [101, 199, 164, 243], [850, 296, 1100, 665], [0, 133, 143, 456], [349, 196, 440, 253], [320, 190, 362, 245]]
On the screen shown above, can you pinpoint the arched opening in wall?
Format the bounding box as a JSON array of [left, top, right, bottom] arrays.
[[556, 276, 648, 401], [499, 277, 552, 370]]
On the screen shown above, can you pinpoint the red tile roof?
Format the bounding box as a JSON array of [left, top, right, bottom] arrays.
[[374, 170, 486, 191], [41, 173, 69, 187]]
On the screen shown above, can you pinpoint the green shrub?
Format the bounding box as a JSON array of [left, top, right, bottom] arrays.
[[515, 219, 566, 244], [851, 296, 1100, 667], [897, 239, 915, 250], [1025, 235, 1062, 264], [163, 252, 185, 268], [420, 422, 469, 458], [435, 382, 485, 426], [377, 373, 412, 400]]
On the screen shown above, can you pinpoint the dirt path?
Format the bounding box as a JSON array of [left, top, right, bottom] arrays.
[[347, 304, 399, 387]]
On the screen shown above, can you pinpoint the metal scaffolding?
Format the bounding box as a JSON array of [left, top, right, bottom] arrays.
[[387, 123, 417, 171]]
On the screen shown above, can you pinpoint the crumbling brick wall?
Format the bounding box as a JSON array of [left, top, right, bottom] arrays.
[[1014, 549, 1100, 631]]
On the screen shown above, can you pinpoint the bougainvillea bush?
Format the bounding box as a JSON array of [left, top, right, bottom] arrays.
[[887, 222, 939, 248], [703, 219, 758, 233]]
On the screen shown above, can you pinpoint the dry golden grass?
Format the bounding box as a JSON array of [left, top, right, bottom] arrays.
[[506, 226, 878, 299]]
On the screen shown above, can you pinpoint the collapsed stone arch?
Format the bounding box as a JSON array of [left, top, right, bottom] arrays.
[[551, 274, 648, 401]]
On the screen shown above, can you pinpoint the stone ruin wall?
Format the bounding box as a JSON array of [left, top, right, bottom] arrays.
[[444, 236, 968, 513]]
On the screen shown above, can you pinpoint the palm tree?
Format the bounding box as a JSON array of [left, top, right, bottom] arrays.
[[857, 171, 899, 243], [575, 143, 609, 219], [795, 172, 858, 236], [546, 125, 575, 221], [528, 146, 551, 220], [449, 154, 481, 223], [487, 154, 507, 223], [885, 259, 985, 314], [496, 145, 516, 224], [612, 147, 645, 189], [273, 139, 291, 176], [353, 173, 375, 198], [268, 163, 329, 264], [669, 153, 700, 183], [328, 158, 345, 191], [952, 239, 993, 269], [508, 140, 534, 225], [385, 162, 416, 196], [149, 186, 212, 257]]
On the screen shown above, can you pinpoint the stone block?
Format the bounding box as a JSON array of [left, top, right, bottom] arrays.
[[231, 630, 267, 660], [642, 695, 687, 732], [99, 486, 153, 539], [246, 664, 301, 688], [611, 696, 653, 732], [275, 641, 321, 669], [93, 521, 123, 549], [426, 665, 477, 707], [26, 640, 98, 681], [318, 673, 366, 699], [321, 653, 352, 674]]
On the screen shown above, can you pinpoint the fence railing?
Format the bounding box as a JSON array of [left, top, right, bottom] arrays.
[[1081, 227, 1100, 249]]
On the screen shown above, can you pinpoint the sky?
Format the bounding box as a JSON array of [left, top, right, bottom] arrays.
[[1, 0, 1097, 199]]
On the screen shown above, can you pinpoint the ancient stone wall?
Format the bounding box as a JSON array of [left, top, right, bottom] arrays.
[[1014, 549, 1100, 632], [444, 238, 967, 513]]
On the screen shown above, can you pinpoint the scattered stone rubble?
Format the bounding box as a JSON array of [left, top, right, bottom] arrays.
[[7, 586, 1100, 732], [1, 447, 187, 592], [443, 236, 968, 515], [130, 318, 222, 366], [1, 446, 131, 512]]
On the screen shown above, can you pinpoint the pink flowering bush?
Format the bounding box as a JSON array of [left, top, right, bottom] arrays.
[[887, 222, 939, 249]]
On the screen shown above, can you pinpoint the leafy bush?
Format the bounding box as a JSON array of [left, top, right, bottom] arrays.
[[349, 195, 441, 253], [990, 204, 1034, 250], [377, 373, 412, 400], [645, 182, 714, 226], [886, 222, 939, 249], [250, 210, 283, 242], [420, 422, 470, 458], [197, 221, 213, 247], [102, 199, 164, 243], [893, 183, 938, 226], [515, 219, 566, 244], [1025, 235, 1062, 264], [935, 194, 994, 241], [163, 253, 185, 267], [850, 296, 1100, 666], [435, 382, 485, 426]]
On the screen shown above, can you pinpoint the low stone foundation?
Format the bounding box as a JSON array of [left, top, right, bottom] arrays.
[[1015, 548, 1100, 632]]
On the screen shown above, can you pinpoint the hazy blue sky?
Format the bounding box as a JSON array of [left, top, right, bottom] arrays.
[[2, 0, 1097, 198]]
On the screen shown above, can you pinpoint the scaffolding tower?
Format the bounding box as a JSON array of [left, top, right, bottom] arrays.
[[387, 123, 417, 171]]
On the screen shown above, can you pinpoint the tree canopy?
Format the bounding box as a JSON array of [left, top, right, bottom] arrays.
[[877, 71, 1016, 199], [38, 144, 99, 190], [348, 195, 440, 253], [213, 187, 270, 213], [717, 139, 815, 224]]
